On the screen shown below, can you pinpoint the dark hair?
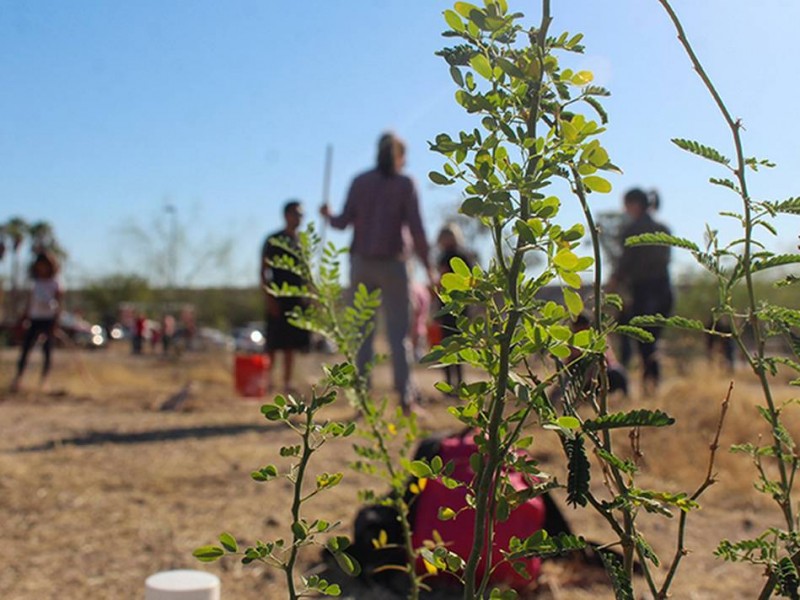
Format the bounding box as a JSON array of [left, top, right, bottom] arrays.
[[624, 188, 660, 211], [29, 251, 59, 279], [376, 132, 406, 177], [283, 200, 302, 217]]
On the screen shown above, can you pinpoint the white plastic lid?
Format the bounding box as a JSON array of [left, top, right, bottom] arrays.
[[145, 569, 220, 600]]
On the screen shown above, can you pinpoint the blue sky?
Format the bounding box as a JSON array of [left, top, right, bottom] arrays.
[[2, 1, 799, 288]]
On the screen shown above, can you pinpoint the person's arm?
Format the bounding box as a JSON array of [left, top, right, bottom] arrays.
[[321, 179, 358, 230], [52, 281, 63, 332], [404, 180, 435, 285], [261, 240, 280, 317]]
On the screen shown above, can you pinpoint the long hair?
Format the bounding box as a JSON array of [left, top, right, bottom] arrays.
[[376, 132, 406, 177]]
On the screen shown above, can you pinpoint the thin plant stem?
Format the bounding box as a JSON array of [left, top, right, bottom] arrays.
[[657, 0, 793, 532], [657, 381, 732, 598], [462, 3, 551, 596], [570, 164, 636, 575], [317, 268, 420, 599], [285, 408, 315, 600]]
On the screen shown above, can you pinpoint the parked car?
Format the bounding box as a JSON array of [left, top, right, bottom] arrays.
[[233, 322, 265, 353], [196, 326, 235, 352], [58, 311, 107, 349]]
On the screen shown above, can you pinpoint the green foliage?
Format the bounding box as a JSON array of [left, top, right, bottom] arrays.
[[565, 435, 590, 507], [195, 381, 360, 598], [629, 314, 705, 332], [598, 550, 635, 600], [583, 409, 675, 432], [656, 1, 800, 597], [624, 232, 700, 253], [505, 530, 587, 560], [194, 2, 800, 598], [671, 138, 730, 165], [427, 1, 723, 597], [195, 226, 432, 599], [81, 273, 152, 318]]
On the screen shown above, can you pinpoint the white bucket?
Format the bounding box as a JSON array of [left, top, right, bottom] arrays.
[[145, 569, 220, 600]]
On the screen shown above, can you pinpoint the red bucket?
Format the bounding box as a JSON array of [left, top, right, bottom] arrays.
[[234, 353, 269, 397], [426, 321, 443, 347]]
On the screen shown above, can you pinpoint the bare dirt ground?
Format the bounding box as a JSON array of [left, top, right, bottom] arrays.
[[0, 343, 793, 599]]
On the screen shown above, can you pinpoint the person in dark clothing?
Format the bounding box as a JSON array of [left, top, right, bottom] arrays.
[[261, 200, 310, 394], [610, 188, 673, 393], [435, 223, 474, 392]]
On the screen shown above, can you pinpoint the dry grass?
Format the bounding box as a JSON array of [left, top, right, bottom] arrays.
[[1, 345, 797, 599]]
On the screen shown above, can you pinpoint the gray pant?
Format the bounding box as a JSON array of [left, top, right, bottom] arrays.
[[350, 255, 416, 408]]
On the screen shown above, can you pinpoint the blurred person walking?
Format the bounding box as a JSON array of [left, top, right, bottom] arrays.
[[609, 188, 673, 394], [10, 252, 62, 393], [261, 200, 310, 394], [321, 132, 434, 413]]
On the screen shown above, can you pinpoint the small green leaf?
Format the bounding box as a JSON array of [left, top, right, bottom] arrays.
[[441, 271, 470, 291], [443, 9, 465, 32], [439, 507, 457, 520], [516, 436, 533, 450], [556, 416, 581, 430], [219, 533, 238, 553], [429, 171, 453, 185], [563, 287, 584, 317], [454, 1, 479, 18], [582, 175, 612, 193], [470, 54, 493, 79], [251, 464, 279, 482], [449, 65, 464, 87], [193, 545, 224, 562], [497, 57, 525, 78], [571, 70, 593, 85], [261, 404, 282, 421], [333, 551, 361, 577], [292, 521, 308, 541], [553, 249, 579, 270], [408, 460, 434, 478], [450, 256, 471, 277]]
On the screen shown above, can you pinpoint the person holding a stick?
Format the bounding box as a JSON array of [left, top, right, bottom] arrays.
[[320, 132, 434, 414]]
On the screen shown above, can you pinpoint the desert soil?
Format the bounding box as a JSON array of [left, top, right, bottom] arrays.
[[0, 344, 787, 599]]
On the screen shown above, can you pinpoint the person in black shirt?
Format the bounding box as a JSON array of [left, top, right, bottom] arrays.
[[261, 200, 310, 394], [610, 188, 673, 393]]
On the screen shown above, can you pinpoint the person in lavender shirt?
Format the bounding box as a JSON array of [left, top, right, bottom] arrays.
[[321, 132, 435, 413]]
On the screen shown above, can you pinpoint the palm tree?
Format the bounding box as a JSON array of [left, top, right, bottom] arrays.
[[0, 224, 6, 262], [5, 217, 29, 318], [28, 220, 54, 255]]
